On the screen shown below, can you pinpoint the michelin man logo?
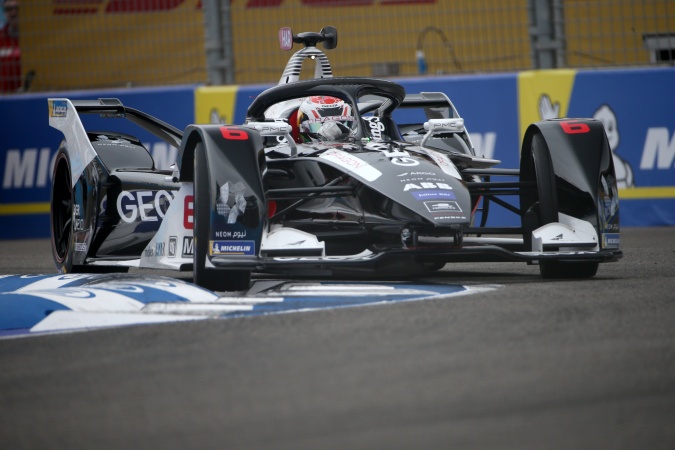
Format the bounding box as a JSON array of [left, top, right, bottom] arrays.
[[593, 105, 634, 188], [538, 94, 560, 120], [537, 95, 634, 189], [209, 108, 227, 125]]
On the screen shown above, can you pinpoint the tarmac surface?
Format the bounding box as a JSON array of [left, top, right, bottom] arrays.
[[1, 227, 674, 449]]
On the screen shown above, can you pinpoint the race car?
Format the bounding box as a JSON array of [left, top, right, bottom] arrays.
[[48, 26, 622, 291]]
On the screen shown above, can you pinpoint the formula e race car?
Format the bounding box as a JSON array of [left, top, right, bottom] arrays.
[[48, 26, 621, 291]]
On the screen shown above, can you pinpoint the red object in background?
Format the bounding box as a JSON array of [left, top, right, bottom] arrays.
[[0, 25, 21, 92]]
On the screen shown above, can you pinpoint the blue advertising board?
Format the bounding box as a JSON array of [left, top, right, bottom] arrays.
[[569, 68, 675, 225], [0, 85, 197, 239], [1, 67, 673, 241]]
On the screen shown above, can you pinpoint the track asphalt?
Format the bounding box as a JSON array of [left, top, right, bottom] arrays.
[[1, 227, 674, 449]]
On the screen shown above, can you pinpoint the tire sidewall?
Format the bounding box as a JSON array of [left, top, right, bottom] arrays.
[[50, 149, 75, 273]]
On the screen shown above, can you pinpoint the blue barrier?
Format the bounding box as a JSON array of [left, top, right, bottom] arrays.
[[1, 67, 673, 240], [0, 85, 197, 239]]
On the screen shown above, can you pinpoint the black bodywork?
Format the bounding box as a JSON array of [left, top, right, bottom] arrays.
[[49, 29, 622, 291]]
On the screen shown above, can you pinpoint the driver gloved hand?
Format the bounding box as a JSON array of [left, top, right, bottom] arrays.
[[317, 121, 350, 141]]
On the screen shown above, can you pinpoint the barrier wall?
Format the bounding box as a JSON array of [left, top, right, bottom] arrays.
[[2, 67, 674, 239], [0, 85, 197, 239]]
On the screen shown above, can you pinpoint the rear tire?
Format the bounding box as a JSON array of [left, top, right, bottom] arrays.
[[50, 150, 76, 273], [193, 144, 251, 292], [50, 150, 128, 274]]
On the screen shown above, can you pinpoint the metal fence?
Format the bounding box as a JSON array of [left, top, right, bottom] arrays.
[[1, 0, 673, 93]]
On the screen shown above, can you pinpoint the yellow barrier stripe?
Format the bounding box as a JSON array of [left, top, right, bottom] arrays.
[[0, 187, 673, 216], [618, 187, 675, 199], [0, 202, 50, 215]]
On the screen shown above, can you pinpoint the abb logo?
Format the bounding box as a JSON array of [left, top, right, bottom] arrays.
[[53, 0, 433, 13]]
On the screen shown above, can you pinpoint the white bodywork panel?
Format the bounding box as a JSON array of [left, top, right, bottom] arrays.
[[138, 183, 194, 270], [48, 98, 98, 188], [531, 213, 599, 252], [261, 226, 326, 256]]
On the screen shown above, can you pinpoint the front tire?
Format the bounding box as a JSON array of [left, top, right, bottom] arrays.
[[540, 260, 599, 279], [193, 144, 251, 291], [524, 133, 599, 279]]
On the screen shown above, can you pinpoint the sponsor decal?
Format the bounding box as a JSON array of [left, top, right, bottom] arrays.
[[364, 116, 385, 140], [518, 70, 576, 140], [0, 143, 175, 192], [397, 172, 445, 184], [365, 143, 420, 167], [303, 115, 354, 125], [144, 241, 166, 258], [217, 182, 246, 224], [48, 100, 67, 118], [432, 215, 467, 221], [2, 148, 55, 190], [598, 172, 620, 234], [168, 237, 177, 258], [210, 240, 256, 256], [411, 190, 457, 201], [388, 155, 418, 167], [215, 230, 247, 239], [398, 171, 437, 177], [182, 236, 194, 257], [603, 233, 620, 248], [74, 242, 87, 252], [279, 27, 293, 50], [404, 182, 454, 192], [117, 190, 175, 223], [640, 127, 675, 170], [400, 177, 445, 184], [319, 149, 382, 181], [73, 204, 84, 231], [423, 200, 461, 213]]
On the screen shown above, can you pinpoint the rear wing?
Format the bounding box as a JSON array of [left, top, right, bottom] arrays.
[[48, 97, 183, 187], [68, 98, 183, 147], [401, 92, 459, 117]]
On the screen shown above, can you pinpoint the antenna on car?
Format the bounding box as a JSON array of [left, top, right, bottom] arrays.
[[278, 26, 338, 85]]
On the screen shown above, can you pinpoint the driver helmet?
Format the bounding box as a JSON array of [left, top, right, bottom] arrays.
[[297, 96, 354, 142]]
